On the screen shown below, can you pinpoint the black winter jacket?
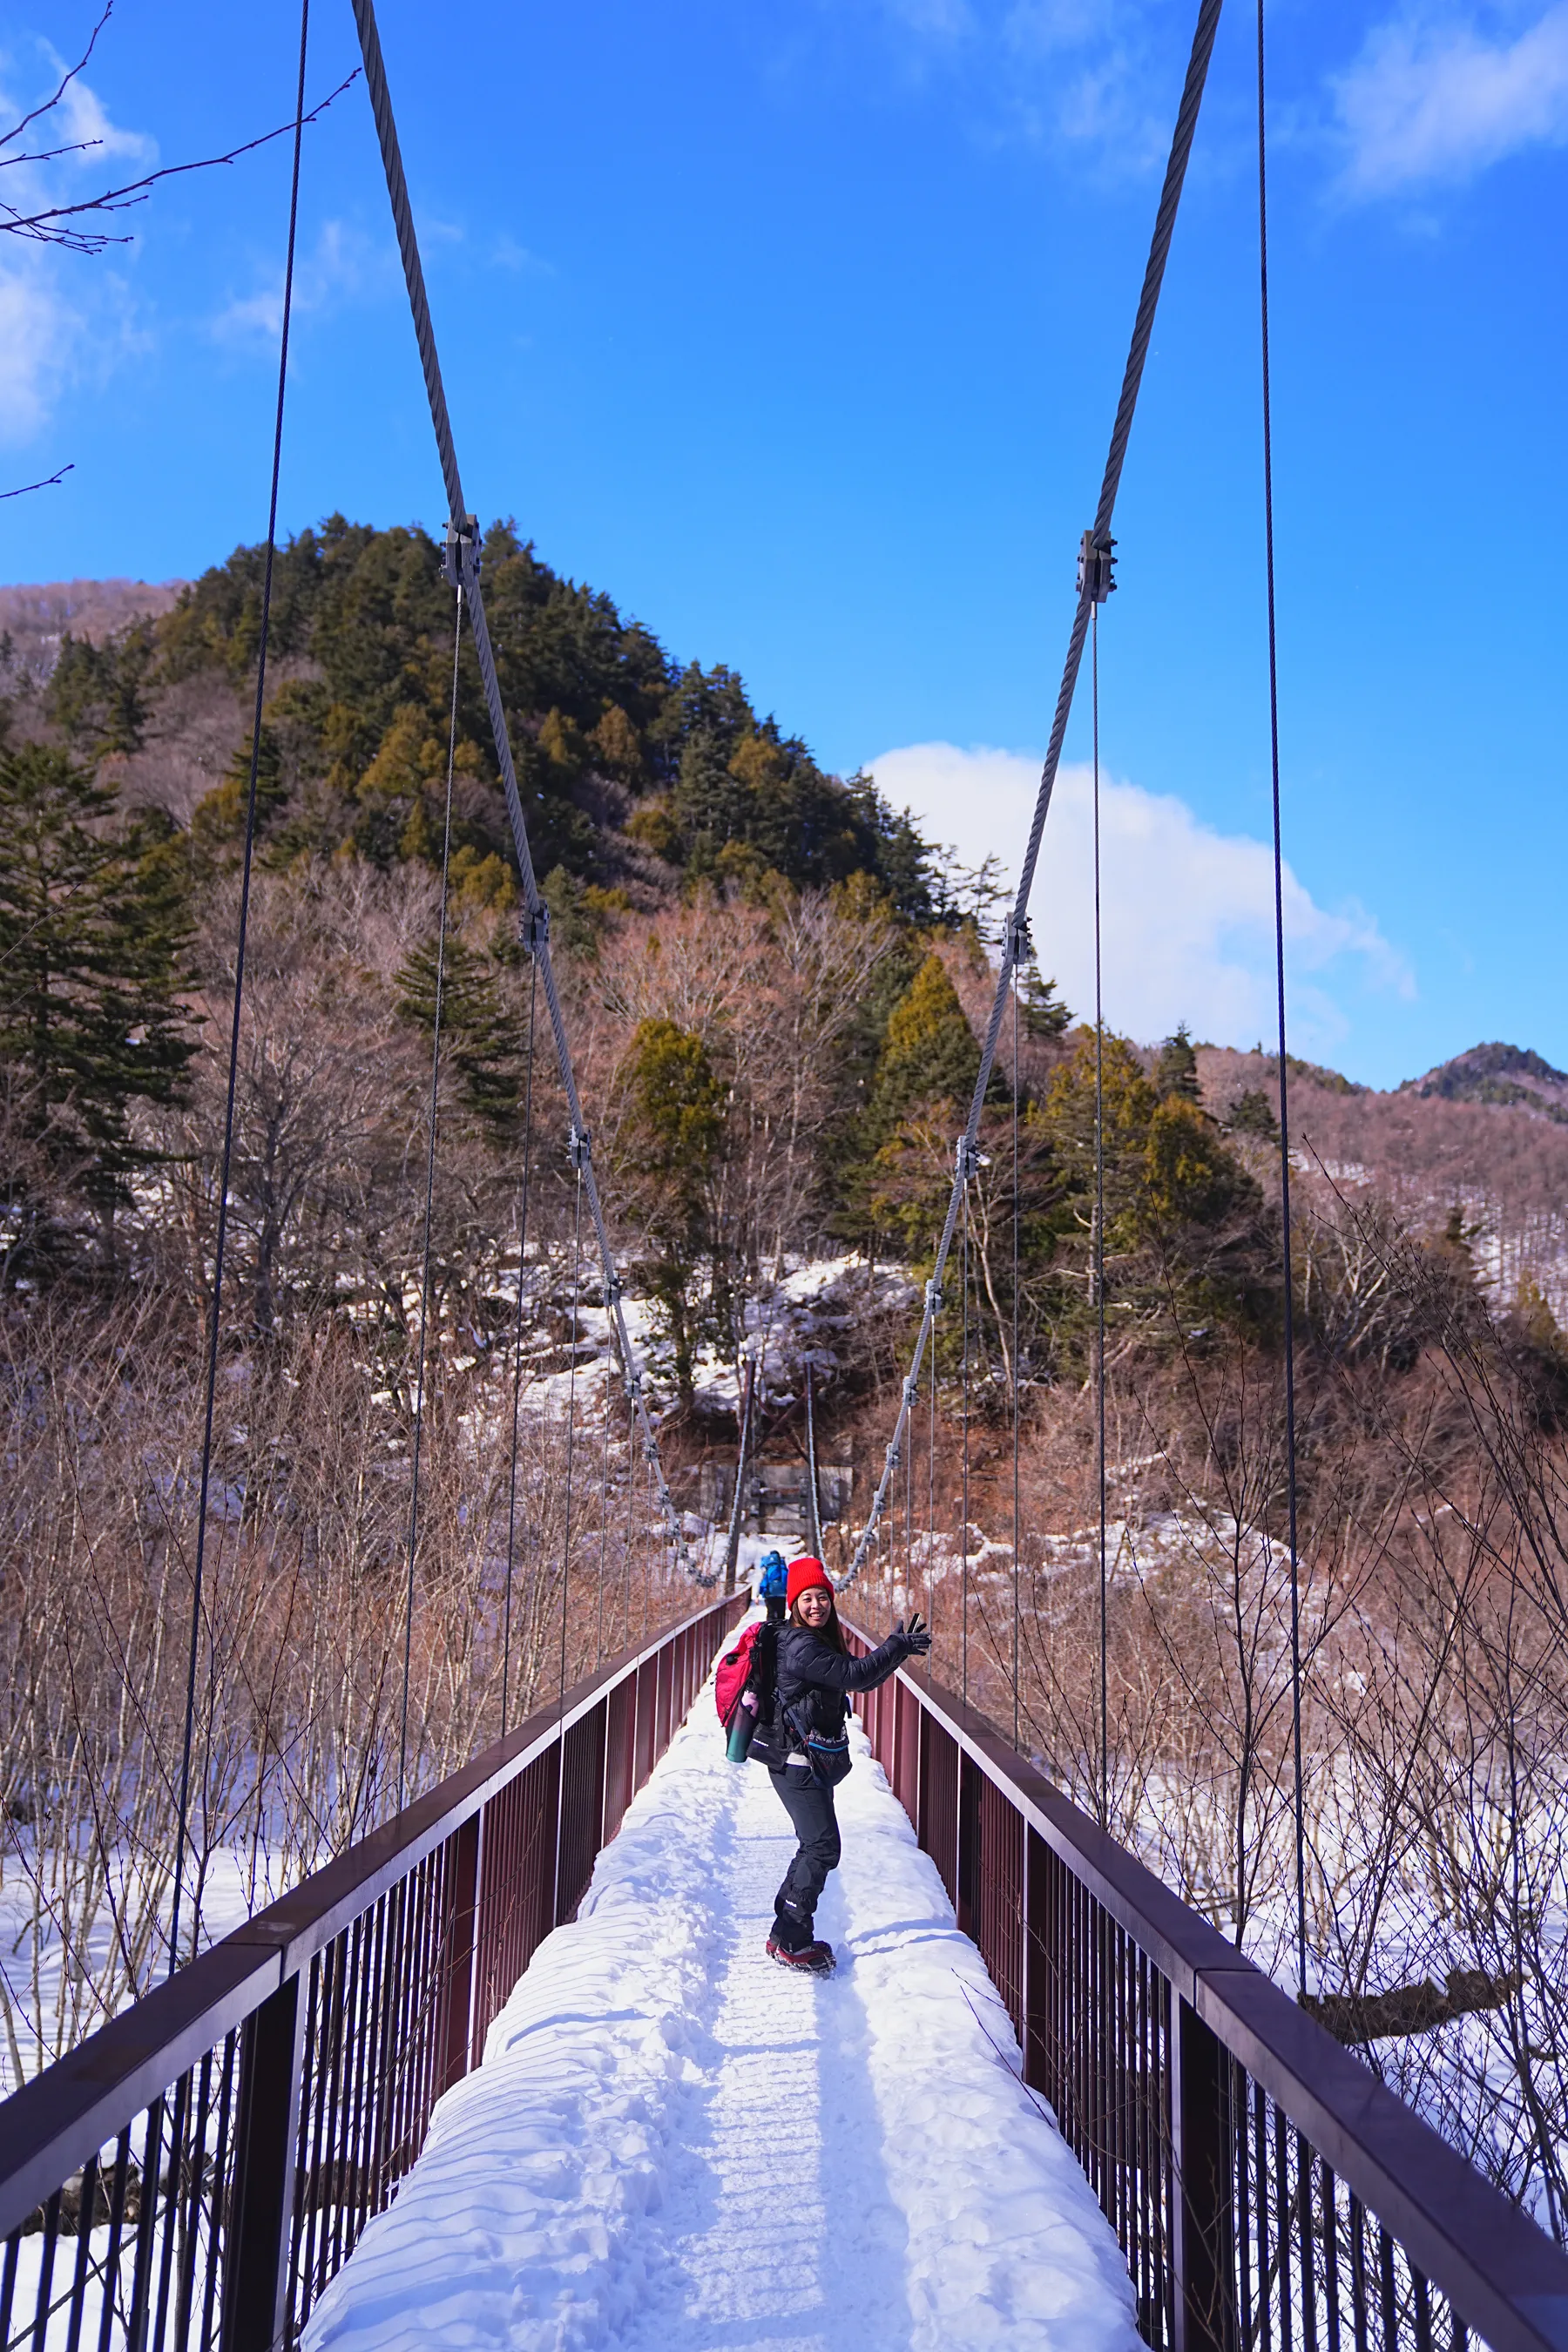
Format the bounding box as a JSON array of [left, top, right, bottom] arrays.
[[751, 1622, 909, 1767]]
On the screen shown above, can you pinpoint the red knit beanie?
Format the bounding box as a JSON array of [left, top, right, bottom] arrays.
[[787, 1555, 834, 1611]]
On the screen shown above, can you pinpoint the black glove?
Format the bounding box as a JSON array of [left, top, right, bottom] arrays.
[[894, 1613, 932, 1657]]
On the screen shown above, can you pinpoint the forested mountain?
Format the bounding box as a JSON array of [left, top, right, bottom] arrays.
[[8, 537, 1568, 2239], [5, 517, 929, 923]]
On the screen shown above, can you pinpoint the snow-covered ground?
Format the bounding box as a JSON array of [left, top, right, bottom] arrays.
[[303, 1657, 1141, 2352]]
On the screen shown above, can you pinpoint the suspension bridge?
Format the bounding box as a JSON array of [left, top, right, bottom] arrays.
[[4, 0, 1568, 2347]]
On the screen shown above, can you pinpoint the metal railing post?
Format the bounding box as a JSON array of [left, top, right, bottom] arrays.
[[220, 1973, 307, 2352], [956, 1752, 981, 1940], [436, 1816, 479, 2097], [1172, 1996, 1233, 2352]]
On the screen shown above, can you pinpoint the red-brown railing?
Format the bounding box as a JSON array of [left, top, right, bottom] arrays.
[[847, 1628, 1568, 2352], [0, 1592, 743, 2352]]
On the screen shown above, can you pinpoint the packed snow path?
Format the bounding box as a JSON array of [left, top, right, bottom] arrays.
[[305, 1677, 1142, 2352]]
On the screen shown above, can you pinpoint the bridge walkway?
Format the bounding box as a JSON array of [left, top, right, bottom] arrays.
[[302, 1693, 1139, 2352]]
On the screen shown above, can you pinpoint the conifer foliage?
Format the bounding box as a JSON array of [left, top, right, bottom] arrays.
[[0, 742, 194, 1266]]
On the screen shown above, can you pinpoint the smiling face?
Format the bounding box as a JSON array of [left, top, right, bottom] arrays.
[[795, 1585, 833, 1630]]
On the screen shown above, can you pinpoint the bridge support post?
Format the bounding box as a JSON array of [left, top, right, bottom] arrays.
[[956, 1753, 981, 1940], [221, 1970, 307, 2352], [436, 1815, 480, 2097], [1171, 1996, 1234, 2352]]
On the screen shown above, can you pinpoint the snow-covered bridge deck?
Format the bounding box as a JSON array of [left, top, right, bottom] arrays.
[[302, 1697, 1140, 2352]]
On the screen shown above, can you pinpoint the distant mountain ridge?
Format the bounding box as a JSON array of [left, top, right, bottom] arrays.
[[1398, 1042, 1568, 1127], [0, 578, 186, 686]]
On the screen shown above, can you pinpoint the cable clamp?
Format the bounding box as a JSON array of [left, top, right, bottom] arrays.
[[604, 1273, 623, 1306], [642, 1439, 659, 1463], [925, 1279, 944, 1314], [442, 512, 481, 591], [521, 900, 551, 958], [625, 1371, 643, 1399], [903, 1376, 921, 1408], [956, 1137, 981, 1183], [886, 1443, 902, 1474], [568, 1126, 591, 1172], [1078, 528, 1117, 605], [1008, 913, 1034, 968]]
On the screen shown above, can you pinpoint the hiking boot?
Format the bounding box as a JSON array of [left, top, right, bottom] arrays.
[[767, 1936, 835, 1975]]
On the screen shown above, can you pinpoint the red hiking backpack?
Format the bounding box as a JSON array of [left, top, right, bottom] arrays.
[[715, 1623, 765, 1731]]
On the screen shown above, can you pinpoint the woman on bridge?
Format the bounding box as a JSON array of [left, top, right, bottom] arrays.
[[752, 1555, 929, 1973]]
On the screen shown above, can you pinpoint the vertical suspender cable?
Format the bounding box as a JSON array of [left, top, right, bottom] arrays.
[[1020, 964, 1030, 1759], [904, 1363, 914, 1608], [595, 1357, 612, 1666], [499, 952, 538, 1738], [1257, 0, 1308, 1995], [558, 1166, 585, 1713], [1093, 605, 1109, 1828], [927, 1335, 937, 1658], [168, 0, 309, 1978], [623, 1388, 637, 1649], [397, 582, 464, 1813], [961, 1192, 972, 1707]]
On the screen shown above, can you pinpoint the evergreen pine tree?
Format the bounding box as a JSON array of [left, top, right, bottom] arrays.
[[1154, 1022, 1201, 1100], [395, 935, 524, 1146], [865, 952, 981, 1142], [0, 743, 195, 1260], [1017, 966, 1071, 1039]]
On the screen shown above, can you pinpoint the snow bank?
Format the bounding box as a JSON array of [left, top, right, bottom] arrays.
[[304, 1654, 1140, 2352]]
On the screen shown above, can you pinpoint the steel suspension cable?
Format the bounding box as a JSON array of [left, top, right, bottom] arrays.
[[397, 581, 464, 1813], [841, 0, 1225, 1587], [804, 1358, 825, 1561], [167, 0, 309, 1978], [499, 952, 538, 1738], [723, 1355, 756, 1592], [595, 1347, 612, 1666], [1093, 605, 1110, 1828], [1257, 0, 1309, 1997], [349, 0, 706, 1584]]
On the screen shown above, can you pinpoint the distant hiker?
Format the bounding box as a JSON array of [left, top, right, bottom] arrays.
[[751, 1555, 929, 1974], [756, 1549, 788, 1623]]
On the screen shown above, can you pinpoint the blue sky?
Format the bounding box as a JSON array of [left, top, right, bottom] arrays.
[[2, 0, 1565, 1088]]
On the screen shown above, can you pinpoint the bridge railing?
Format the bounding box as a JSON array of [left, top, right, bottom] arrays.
[[846, 1628, 1568, 2352], [0, 1592, 743, 2352]]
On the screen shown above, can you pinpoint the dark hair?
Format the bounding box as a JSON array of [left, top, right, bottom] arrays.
[[790, 1590, 846, 1651]]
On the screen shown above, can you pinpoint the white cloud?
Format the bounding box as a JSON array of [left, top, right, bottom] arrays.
[[841, 0, 1171, 176], [0, 270, 82, 445], [0, 60, 155, 446], [53, 67, 159, 168], [1332, 4, 1568, 196], [867, 742, 1413, 1056], [212, 220, 387, 346]]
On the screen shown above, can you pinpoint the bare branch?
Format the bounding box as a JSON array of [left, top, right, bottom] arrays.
[[0, 140, 105, 173], [0, 66, 361, 256], [0, 0, 115, 157], [0, 462, 75, 501]]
